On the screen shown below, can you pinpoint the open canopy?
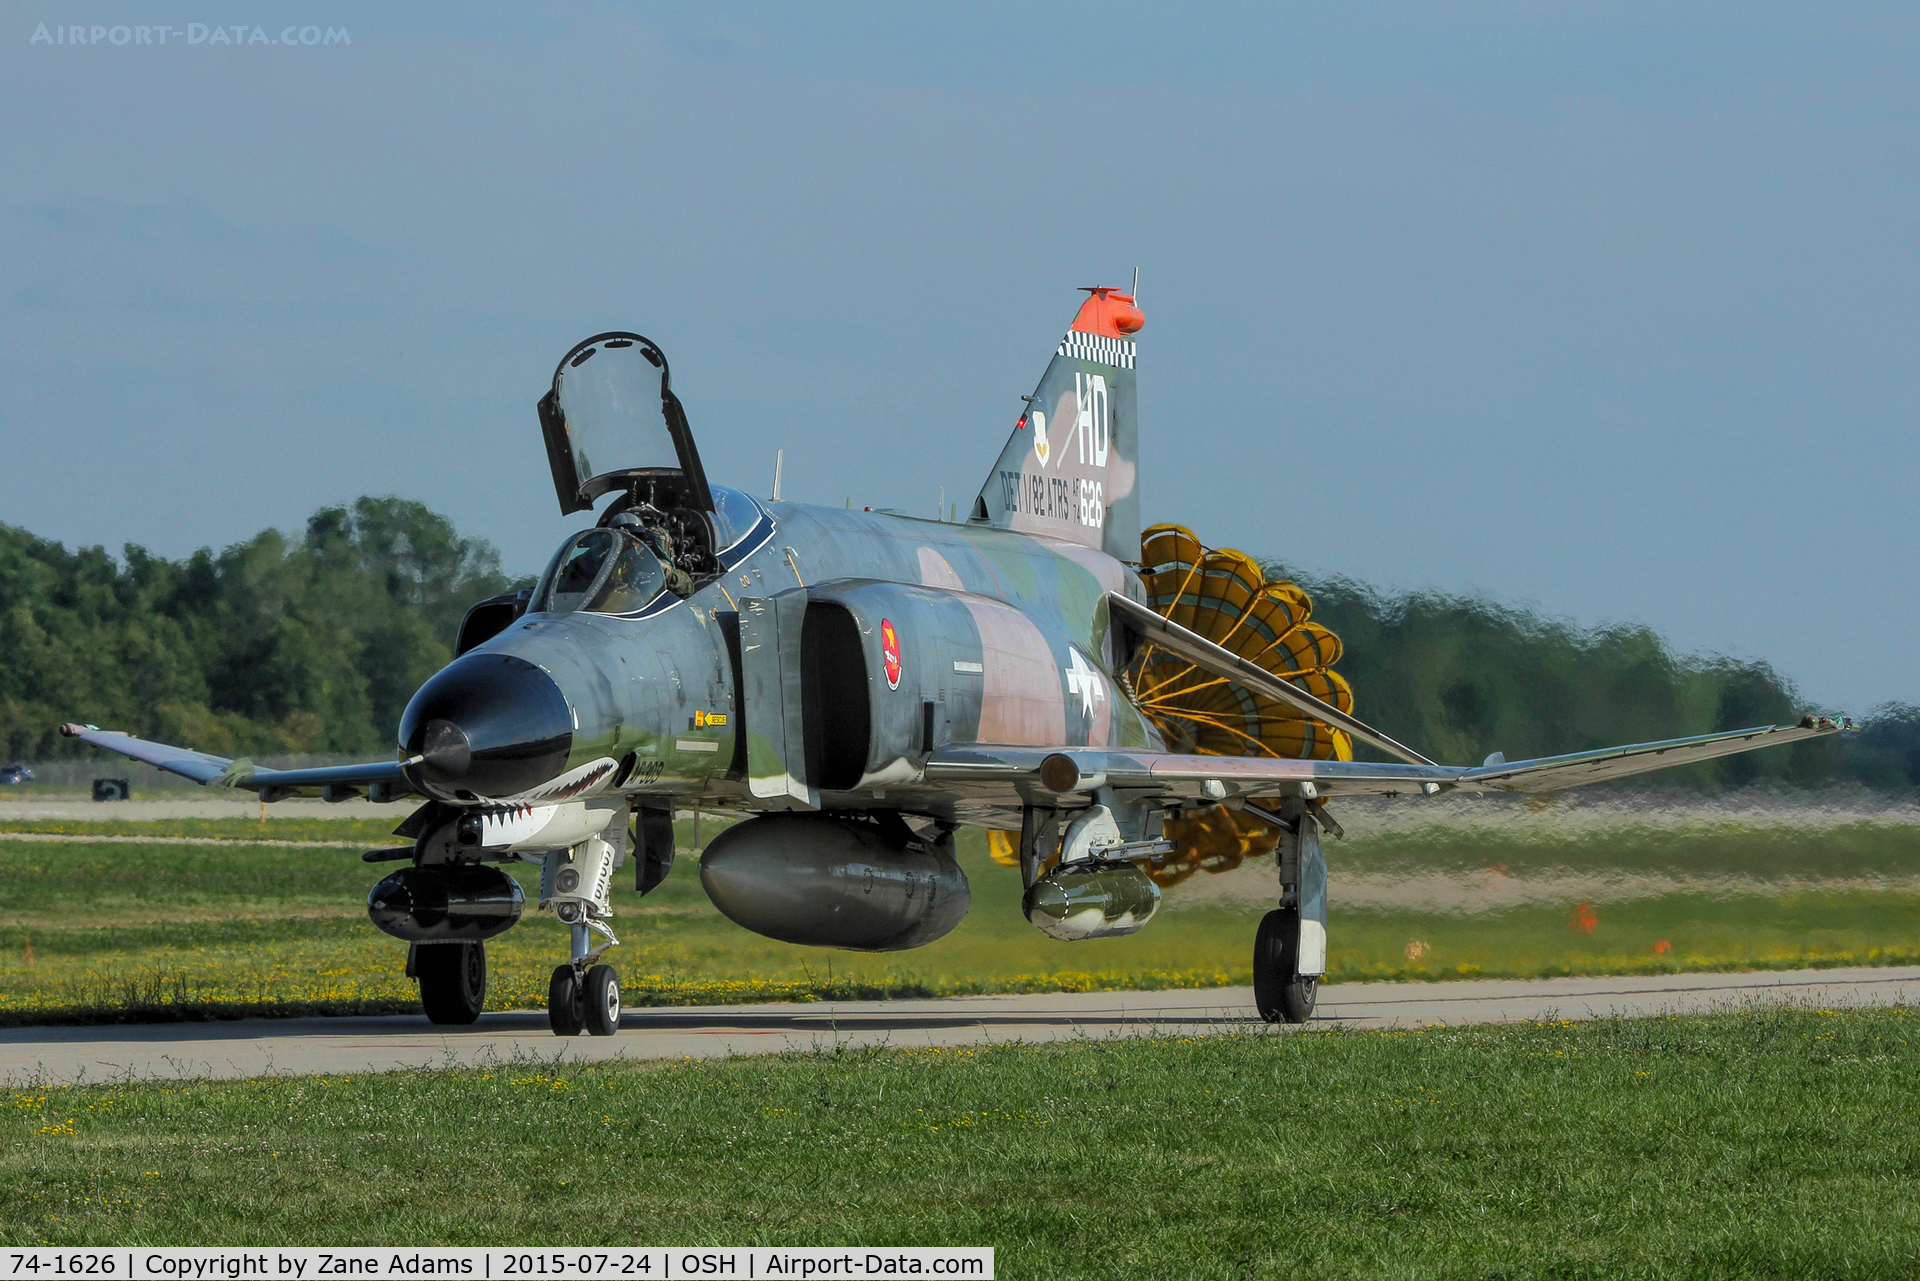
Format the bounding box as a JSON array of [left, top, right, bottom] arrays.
[[538, 332, 714, 516]]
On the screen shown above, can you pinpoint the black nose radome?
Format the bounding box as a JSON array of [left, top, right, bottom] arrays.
[[420, 719, 472, 775], [398, 653, 573, 799]]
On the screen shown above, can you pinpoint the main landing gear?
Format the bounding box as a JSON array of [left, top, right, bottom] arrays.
[[1251, 798, 1330, 1026], [416, 940, 488, 1026]]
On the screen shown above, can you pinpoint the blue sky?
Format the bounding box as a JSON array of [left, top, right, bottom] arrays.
[[2, 3, 1915, 714]]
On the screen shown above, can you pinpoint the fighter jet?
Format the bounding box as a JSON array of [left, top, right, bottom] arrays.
[[62, 287, 1847, 1034]]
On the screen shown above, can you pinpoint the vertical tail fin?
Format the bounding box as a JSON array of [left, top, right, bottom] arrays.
[[970, 288, 1143, 562]]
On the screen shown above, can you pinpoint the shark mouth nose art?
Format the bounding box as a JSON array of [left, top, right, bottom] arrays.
[[399, 652, 574, 799]]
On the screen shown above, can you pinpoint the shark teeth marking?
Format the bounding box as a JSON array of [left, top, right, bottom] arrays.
[[515, 756, 619, 802]]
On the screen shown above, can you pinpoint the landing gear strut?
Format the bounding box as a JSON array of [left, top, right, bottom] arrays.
[[416, 940, 487, 1025], [1251, 797, 1329, 1025], [534, 804, 661, 1037]]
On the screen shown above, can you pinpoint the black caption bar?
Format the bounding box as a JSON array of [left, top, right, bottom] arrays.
[[4, 1251, 992, 1281]]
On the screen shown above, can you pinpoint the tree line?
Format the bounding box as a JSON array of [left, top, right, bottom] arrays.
[[0, 498, 524, 762], [1, 498, 1914, 791]]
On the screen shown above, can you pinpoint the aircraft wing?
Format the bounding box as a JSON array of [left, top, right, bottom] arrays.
[[57, 724, 416, 802], [1448, 721, 1842, 792], [923, 717, 1846, 806]]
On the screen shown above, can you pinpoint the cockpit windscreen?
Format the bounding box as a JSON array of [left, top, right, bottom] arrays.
[[540, 528, 666, 615]]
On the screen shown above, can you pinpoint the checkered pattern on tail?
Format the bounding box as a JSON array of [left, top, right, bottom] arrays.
[[1056, 330, 1136, 369]]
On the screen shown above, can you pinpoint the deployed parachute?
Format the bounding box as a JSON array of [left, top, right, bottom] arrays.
[[989, 523, 1355, 886], [1131, 525, 1353, 763], [1130, 524, 1352, 884]]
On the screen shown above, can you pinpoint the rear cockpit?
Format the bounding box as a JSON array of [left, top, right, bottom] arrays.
[[538, 332, 713, 518], [458, 332, 774, 650]]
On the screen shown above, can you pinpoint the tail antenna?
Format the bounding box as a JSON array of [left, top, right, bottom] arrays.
[[1131, 266, 1139, 301]]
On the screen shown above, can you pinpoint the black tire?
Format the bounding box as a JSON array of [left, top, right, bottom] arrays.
[[548, 964, 584, 1037], [582, 964, 621, 1037], [1253, 908, 1317, 1025], [417, 941, 486, 1026]]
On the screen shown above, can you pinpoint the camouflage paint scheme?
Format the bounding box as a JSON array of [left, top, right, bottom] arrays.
[[54, 287, 1850, 1026], [970, 287, 1145, 565], [479, 502, 1160, 821]]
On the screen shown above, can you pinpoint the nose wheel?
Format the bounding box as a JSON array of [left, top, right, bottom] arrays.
[[583, 963, 621, 1035], [547, 964, 582, 1036], [548, 961, 621, 1036]]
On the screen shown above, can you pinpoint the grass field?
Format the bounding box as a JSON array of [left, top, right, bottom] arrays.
[[6, 1005, 1919, 1277], [0, 819, 1243, 1024], [2, 801, 1919, 1024]]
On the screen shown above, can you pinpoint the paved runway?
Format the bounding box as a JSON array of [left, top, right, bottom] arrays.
[[5, 965, 1916, 1085]]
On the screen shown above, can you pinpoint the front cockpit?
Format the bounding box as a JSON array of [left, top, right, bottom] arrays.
[[541, 527, 669, 615]]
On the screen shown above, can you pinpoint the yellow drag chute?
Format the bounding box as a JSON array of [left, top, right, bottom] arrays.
[[1130, 524, 1354, 763], [987, 523, 1356, 887]]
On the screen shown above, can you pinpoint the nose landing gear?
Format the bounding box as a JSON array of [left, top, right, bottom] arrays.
[[550, 958, 621, 1036], [582, 963, 621, 1034], [548, 922, 623, 1037], [540, 825, 625, 1037]]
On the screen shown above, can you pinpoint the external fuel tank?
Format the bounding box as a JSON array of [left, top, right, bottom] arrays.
[[698, 813, 969, 951]]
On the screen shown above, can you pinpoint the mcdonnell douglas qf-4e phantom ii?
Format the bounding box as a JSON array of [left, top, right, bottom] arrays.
[[63, 287, 1849, 1034]]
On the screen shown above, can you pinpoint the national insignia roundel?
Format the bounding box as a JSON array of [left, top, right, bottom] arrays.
[[880, 619, 902, 690]]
